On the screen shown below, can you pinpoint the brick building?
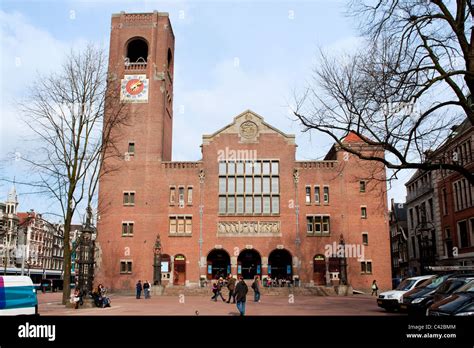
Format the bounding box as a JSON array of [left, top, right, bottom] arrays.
[[95, 11, 391, 292], [434, 120, 473, 267]]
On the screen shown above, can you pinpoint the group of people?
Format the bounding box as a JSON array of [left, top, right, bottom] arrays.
[[69, 283, 111, 309], [135, 280, 152, 299], [211, 274, 261, 316]]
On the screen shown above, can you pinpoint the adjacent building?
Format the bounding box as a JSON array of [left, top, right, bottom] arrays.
[[389, 199, 409, 279], [95, 12, 392, 292]]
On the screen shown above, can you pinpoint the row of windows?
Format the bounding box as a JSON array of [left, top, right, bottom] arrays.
[[453, 178, 473, 212], [219, 195, 279, 214], [170, 186, 193, 206], [219, 177, 278, 194], [219, 160, 279, 176], [408, 199, 433, 229], [305, 186, 329, 204]]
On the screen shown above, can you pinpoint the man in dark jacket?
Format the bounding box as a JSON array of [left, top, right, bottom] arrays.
[[136, 280, 143, 299], [234, 276, 248, 316], [226, 274, 236, 304]]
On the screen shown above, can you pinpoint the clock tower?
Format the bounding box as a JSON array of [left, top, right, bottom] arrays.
[[108, 11, 174, 161]]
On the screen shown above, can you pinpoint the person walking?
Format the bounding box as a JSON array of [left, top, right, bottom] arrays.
[[371, 280, 379, 296], [226, 274, 236, 304], [136, 280, 143, 299], [143, 280, 151, 299], [234, 276, 248, 316], [251, 275, 261, 302], [211, 278, 226, 302]]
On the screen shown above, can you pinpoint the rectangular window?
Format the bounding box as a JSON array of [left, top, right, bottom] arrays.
[[178, 187, 185, 206], [236, 177, 244, 194], [253, 162, 261, 175], [120, 261, 132, 274], [305, 186, 311, 204], [228, 162, 235, 175], [409, 208, 414, 229], [470, 218, 474, 247], [228, 178, 235, 194], [187, 187, 193, 204], [272, 196, 279, 214], [128, 142, 135, 154], [219, 196, 226, 214], [263, 177, 270, 194], [323, 186, 329, 204], [262, 161, 270, 175], [245, 161, 253, 175], [219, 162, 227, 175], [313, 216, 321, 233], [322, 216, 330, 234], [271, 177, 279, 193], [254, 178, 261, 194], [177, 218, 185, 233], [361, 261, 372, 274], [245, 196, 253, 214], [236, 162, 244, 175], [169, 187, 175, 204], [442, 188, 448, 215], [314, 186, 320, 204], [361, 207, 367, 219], [360, 181, 366, 193], [271, 162, 279, 175], [219, 178, 226, 194], [245, 178, 252, 194], [122, 222, 134, 237], [236, 196, 244, 214], [227, 196, 235, 213], [362, 233, 368, 245], [254, 196, 262, 214], [169, 217, 177, 234], [185, 217, 192, 234], [263, 196, 271, 214], [458, 220, 469, 248], [123, 192, 135, 206], [306, 216, 313, 233]]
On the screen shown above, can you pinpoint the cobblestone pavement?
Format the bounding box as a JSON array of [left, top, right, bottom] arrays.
[[38, 292, 403, 316]]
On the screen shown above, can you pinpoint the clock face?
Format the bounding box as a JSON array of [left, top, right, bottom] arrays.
[[120, 74, 149, 103]]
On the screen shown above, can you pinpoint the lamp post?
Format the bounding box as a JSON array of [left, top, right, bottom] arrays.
[[415, 221, 435, 275], [339, 234, 347, 285], [153, 234, 162, 286], [198, 169, 205, 284], [293, 169, 301, 285]]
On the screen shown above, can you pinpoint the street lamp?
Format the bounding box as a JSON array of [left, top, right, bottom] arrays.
[[153, 234, 162, 286], [339, 234, 347, 285], [76, 207, 95, 296], [293, 169, 301, 285], [415, 221, 435, 275]]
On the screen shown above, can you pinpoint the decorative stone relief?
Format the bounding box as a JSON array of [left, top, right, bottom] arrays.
[[217, 221, 281, 237]]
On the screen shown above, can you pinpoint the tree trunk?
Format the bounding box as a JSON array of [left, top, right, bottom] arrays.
[[61, 208, 73, 305]]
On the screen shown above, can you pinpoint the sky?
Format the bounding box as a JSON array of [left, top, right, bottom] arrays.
[[0, 0, 411, 222]]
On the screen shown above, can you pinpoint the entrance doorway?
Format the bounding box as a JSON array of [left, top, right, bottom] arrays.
[[237, 249, 261, 279], [207, 249, 231, 280], [173, 254, 186, 286], [268, 249, 292, 280], [313, 254, 326, 285]]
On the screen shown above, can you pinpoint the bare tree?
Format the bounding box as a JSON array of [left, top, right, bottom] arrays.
[[294, 0, 474, 185], [16, 45, 127, 304]]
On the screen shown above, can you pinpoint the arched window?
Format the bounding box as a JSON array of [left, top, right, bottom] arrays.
[[126, 38, 148, 64]]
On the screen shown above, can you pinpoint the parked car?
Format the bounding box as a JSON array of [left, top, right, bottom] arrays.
[[401, 273, 474, 315], [0, 276, 38, 315], [377, 275, 434, 312], [428, 280, 474, 316]]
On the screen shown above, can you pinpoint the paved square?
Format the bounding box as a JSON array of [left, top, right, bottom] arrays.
[[38, 292, 402, 316]]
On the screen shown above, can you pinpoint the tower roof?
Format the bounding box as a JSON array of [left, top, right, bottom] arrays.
[[6, 185, 18, 204]]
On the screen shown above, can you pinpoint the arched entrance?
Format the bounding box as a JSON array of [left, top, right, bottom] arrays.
[[313, 254, 326, 285], [237, 249, 261, 279], [207, 249, 231, 280], [173, 254, 186, 286], [268, 249, 292, 280]]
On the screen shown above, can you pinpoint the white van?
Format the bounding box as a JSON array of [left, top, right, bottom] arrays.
[[0, 276, 38, 315], [377, 275, 434, 312]]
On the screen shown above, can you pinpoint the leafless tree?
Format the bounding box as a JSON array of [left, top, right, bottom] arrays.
[[16, 45, 128, 304], [294, 0, 474, 185]]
